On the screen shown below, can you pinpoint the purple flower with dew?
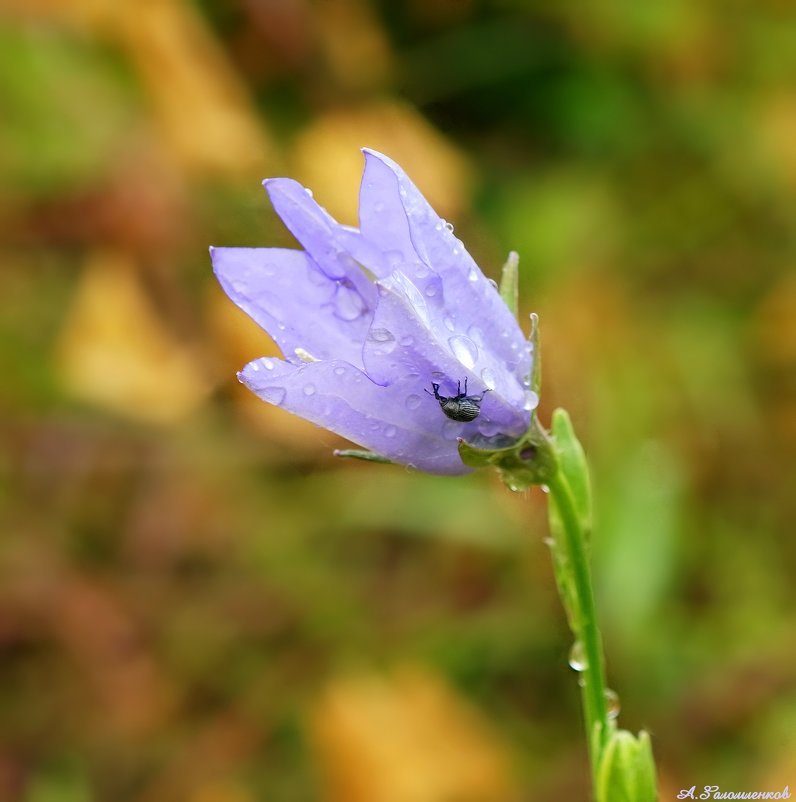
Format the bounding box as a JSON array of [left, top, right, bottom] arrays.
[[211, 149, 538, 474]]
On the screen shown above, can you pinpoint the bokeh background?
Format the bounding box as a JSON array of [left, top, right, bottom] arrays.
[[2, 1, 796, 800]]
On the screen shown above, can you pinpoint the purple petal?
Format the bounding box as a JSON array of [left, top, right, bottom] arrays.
[[359, 149, 531, 381], [211, 246, 372, 368], [239, 356, 472, 474], [264, 178, 389, 279], [363, 271, 530, 438]]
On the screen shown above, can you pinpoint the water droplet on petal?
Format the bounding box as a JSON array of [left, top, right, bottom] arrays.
[[444, 221, 454, 233], [477, 421, 501, 437], [424, 284, 438, 298], [368, 328, 397, 355], [384, 425, 397, 438], [480, 367, 496, 389], [467, 325, 484, 347], [605, 689, 620, 720], [250, 362, 260, 373], [303, 384, 316, 396], [448, 335, 478, 370], [523, 391, 540, 411], [263, 359, 275, 370], [406, 394, 421, 410], [334, 283, 368, 321], [467, 267, 479, 283], [399, 335, 414, 347], [304, 187, 314, 198], [443, 315, 455, 332], [568, 641, 588, 672], [442, 420, 461, 440], [488, 278, 498, 290], [262, 387, 286, 405], [374, 201, 385, 213]]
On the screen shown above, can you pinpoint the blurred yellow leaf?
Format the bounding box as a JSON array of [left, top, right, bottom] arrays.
[[314, 0, 394, 91], [9, 0, 276, 176], [190, 783, 255, 802], [310, 666, 519, 802], [291, 101, 473, 224], [759, 94, 796, 188], [56, 250, 211, 423]]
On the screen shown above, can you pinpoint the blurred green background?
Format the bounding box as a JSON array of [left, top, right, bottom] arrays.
[[2, 1, 796, 800]]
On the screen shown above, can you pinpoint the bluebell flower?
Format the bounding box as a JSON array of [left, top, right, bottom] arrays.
[[211, 149, 537, 474]]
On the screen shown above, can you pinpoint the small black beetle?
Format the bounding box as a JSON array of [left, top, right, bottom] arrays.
[[425, 377, 491, 422]]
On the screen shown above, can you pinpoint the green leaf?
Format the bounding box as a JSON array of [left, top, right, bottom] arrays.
[[597, 729, 658, 802], [499, 251, 519, 318]]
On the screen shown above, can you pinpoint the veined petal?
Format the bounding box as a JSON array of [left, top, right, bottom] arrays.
[[264, 178, 388, 280], [363, 272, 530, 438], [211, 246, 372, 368], [239, 356, 471, 475], [359, 149, 531, 380]]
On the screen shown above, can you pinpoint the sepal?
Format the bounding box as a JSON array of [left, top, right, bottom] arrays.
[[334, 449, 393, 464], [457, 415, 558, 491]]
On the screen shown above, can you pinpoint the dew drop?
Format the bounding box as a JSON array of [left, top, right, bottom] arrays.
[[488, 278, 498, 290], [443, 315, 455, 332], [467, 325, 485, 347], [452, 247, 460, 256], [467, 267, 479, 283], [304, 187, 314, 198], [303, 384, 316, 396], [399, 334, 414, 347], [444, 221, 454, 233], [605, 689, 621, 720], [568, 641, 588, 672], [480, 367, 496, 389], [523, 391, 540, 411], [333, 366, 346, 376], [384, 425, 397, 438], [333, 283, 368, 321], [369, 328, 395, 343], [405, 394, 421, 410], [369, 421, 380, 431], [263, 359, 275, 370], [424, 284, 438, 298], [442, 420, 461, 440], [435, 221, 443, 232], [448, 335, 478, 370], [250, 362, 260, 373], [414, 264, 430, 280], [477, 421, 501, 437], [261, 387, 286, 405]]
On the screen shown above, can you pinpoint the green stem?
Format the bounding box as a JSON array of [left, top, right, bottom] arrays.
[[546, 467, 610, 781]]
